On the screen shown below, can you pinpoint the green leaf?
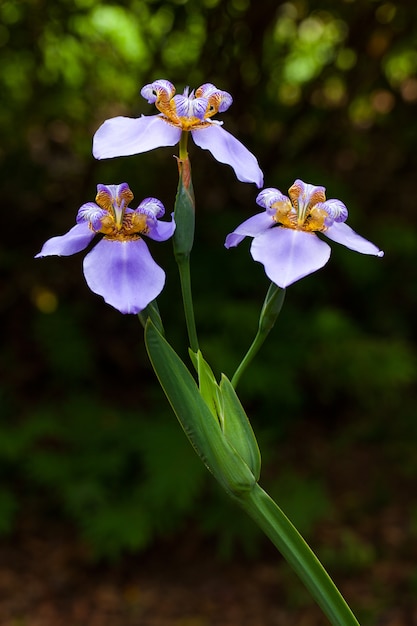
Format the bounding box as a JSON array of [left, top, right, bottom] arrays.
[[219, 375, 261, 482], [189, 350, 261, 481], [190, 349, 222, 421], [145, 321, 256, 496]]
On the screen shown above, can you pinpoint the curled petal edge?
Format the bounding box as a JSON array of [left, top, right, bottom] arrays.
[[256, 188, 288, 211], [146, 213, 176, 242]]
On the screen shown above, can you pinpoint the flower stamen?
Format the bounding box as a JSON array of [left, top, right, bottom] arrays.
[[141, 80, 233, 132], [79, 184, 151, 241]]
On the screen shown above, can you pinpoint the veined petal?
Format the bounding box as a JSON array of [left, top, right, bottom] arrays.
[[93, 115, 181, 159], [319, 199, 348, 224], [250, 228, 331, 288], [77, 202, 107, 230], [323, 221, 384, 256], [256, 188, 289, 212], [195, 83, 233, 113], [137, 197, 165, 219], [35, 222, 95, 258], [146, 213, 176, 242], [96, 182, 133, 207], [191, 125, 264, 187], [83, 238, 166, 314], [173, 94, 207, 120], [225, 212, 274, 248], [141, 80, 175, 104], [289, 179, 326, 208]]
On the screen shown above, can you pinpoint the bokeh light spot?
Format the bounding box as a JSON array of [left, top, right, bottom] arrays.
[[33, 287, 59, 314]]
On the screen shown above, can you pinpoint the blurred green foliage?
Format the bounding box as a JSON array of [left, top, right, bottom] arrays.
[[1, 0, 417, 560]]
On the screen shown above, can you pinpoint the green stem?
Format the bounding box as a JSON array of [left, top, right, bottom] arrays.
[[173, 131, 199, 353], [231, 327, 265, 388], [237, 484, 360, 626], [232, 284, 285, 388], [145, 320, 358, 626], [179, 130, 189, 160], [177, 257, 199, 353]]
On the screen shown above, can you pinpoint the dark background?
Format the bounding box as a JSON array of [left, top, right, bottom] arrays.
[[1, 0, 417, 624]]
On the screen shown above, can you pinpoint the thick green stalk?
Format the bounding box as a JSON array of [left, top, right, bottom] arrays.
[[237, 484, 360, 626], [145, 321, 360, 626]]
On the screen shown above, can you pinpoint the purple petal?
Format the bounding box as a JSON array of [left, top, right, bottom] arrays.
[[141, 80, 175, 104], [256, 188, 289, 212], [92, 115, 181, 159], [146, 213, 176, 242], [323, 222, 384, 256], [137, 197, 166, 218], [77, 202, 107, 230], [83, 238, 166, 314], [191, 125, 264, 187], [35, 222, 95, 258], [225, 212, 274, 248], [250, 228, 331, 288], [96, 182, 132, 202], [173, 94, 207, 120], [319, 199, 348, 224], [195, 84, 233, 112], [290, 179, 326, 205]]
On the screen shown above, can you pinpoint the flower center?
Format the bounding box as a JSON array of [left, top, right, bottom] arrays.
[[95, 185, 148, 241], [257, 182, 349, 234], [98, 211, 148, 241], [156, 94, 214, 131], [272, 199, 328, 233], [142, 80, 232, 131]]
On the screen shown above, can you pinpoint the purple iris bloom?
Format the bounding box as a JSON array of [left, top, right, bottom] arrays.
[[93, 79, 263, 188], [36, 183, 176, 314], [225, 179, 384, 287]]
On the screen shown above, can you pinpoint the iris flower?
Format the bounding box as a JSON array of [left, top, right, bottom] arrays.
[[93, 79, 263, 187], [36, 183, 175, 314], [225, 179, 383, 287]]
